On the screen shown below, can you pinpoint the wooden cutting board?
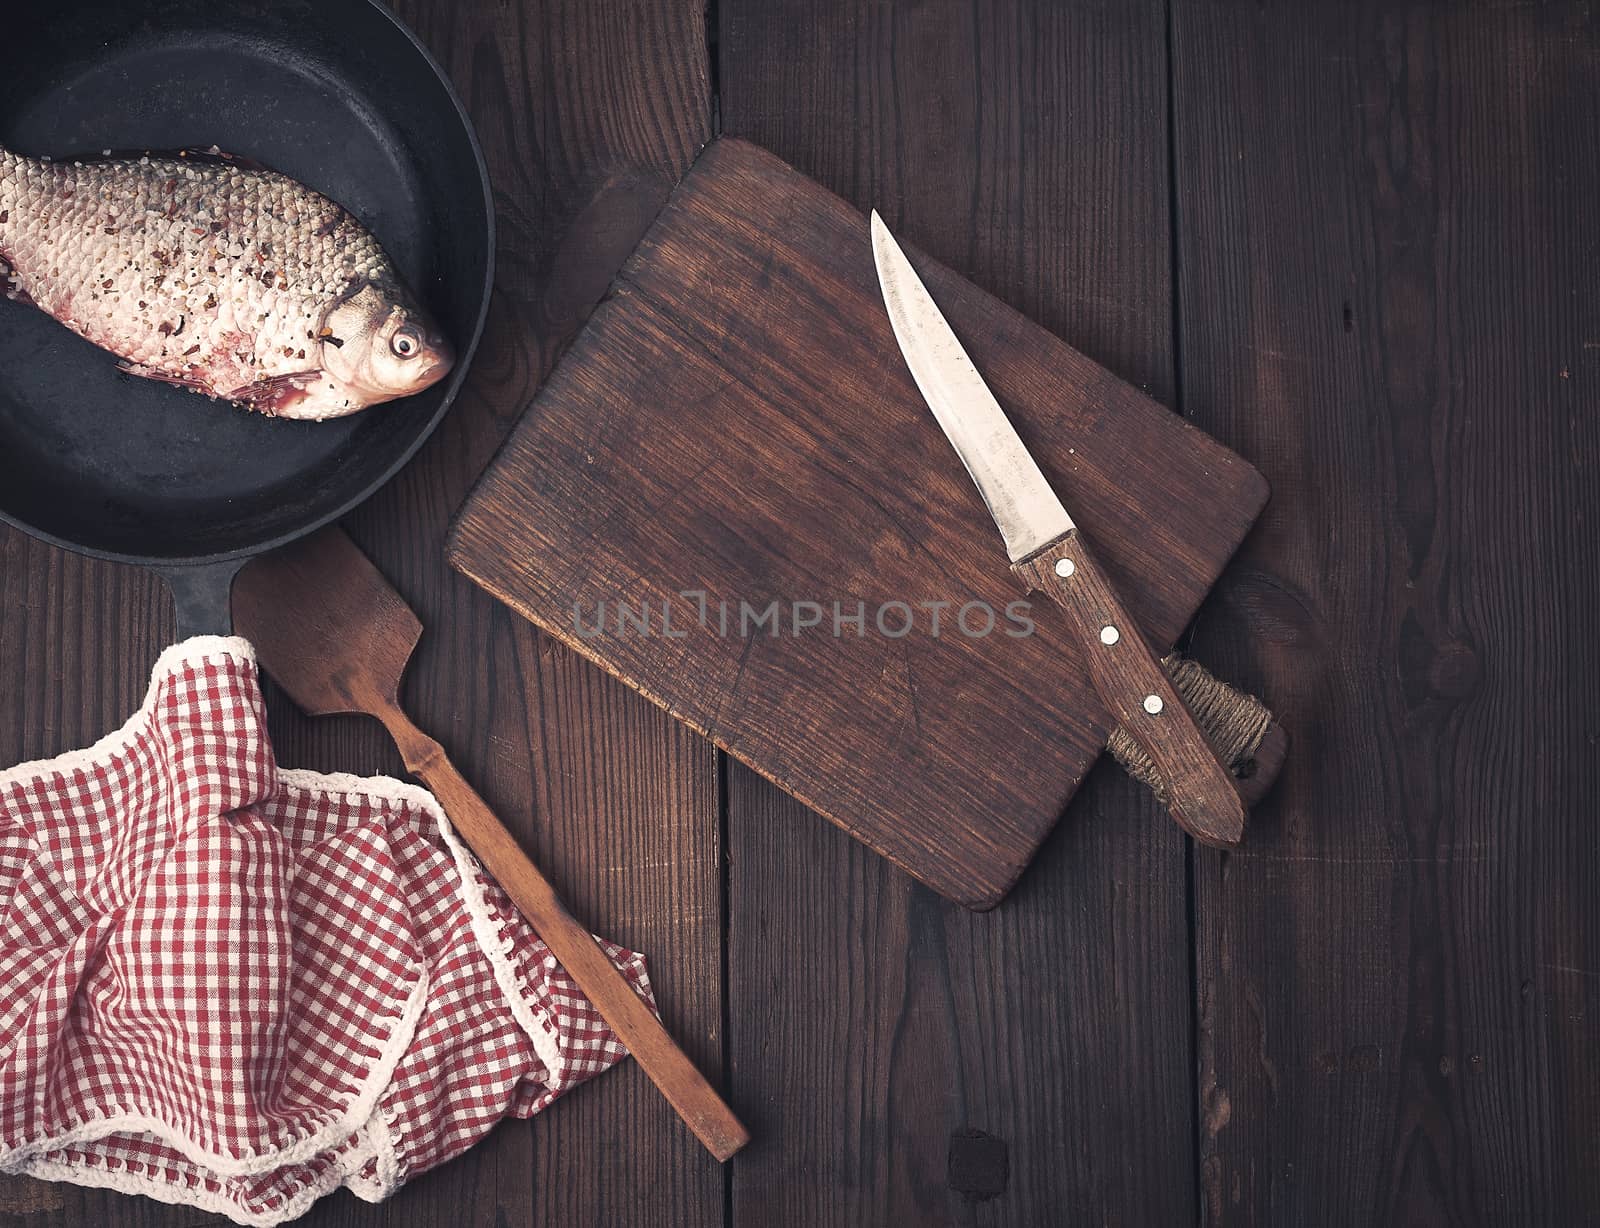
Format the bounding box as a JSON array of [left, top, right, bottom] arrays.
[[448, 138, 1268, 909]]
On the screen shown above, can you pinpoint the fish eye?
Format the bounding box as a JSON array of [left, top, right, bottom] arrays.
[[391, 329, 421, 359]]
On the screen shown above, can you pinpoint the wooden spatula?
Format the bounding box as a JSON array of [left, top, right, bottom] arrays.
[[233, 526, 749, 1162]]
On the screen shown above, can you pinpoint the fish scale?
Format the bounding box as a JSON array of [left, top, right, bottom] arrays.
[[0, 145, 450, 420]]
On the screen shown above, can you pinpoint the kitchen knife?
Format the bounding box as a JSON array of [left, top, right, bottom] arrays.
[[871, 212, 1247, 846]]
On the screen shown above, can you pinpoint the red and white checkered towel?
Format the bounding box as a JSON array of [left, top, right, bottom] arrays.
[[0, 637, 652, 1225]]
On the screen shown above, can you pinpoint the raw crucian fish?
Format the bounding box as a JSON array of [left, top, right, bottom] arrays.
[[0, 144, 452, 420]]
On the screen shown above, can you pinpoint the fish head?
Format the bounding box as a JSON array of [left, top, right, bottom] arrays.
[[318, 281, 454, 410]]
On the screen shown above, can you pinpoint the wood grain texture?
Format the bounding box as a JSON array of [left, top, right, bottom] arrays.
[[449, 136, 1267, 908], [1174, 2, 1600, 1223], [307, 0, 726, 1220], [8, 0, 1598, 1224], [0, 0, 722, 1222], [717, 0, 1200, 1223]]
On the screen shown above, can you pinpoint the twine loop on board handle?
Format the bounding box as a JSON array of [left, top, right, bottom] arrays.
[[1107, 655, 1283, 811]]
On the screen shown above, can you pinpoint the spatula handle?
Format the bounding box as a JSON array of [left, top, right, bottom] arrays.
[[1014, 529, 1247, 847], [380, 709, 750, 1162]]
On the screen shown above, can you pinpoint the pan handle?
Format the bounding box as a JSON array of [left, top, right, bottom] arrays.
[[159, 558, 247, 641]]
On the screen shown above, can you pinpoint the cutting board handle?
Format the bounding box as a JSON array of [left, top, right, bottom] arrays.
[[1108, 657, 1288, 808]]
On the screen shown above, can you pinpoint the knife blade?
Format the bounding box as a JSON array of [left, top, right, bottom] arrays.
[[870, 211, 1246, 846]]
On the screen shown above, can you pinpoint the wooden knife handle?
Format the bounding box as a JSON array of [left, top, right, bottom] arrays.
[[379, 707, 750, 1162], [1014, 529, 1247, 847]]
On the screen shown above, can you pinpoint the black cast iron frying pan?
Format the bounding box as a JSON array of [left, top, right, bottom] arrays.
[[0, 0, 495, 638]]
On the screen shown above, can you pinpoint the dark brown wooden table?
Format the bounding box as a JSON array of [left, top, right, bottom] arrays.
[[3, 1, 1596, 1224]]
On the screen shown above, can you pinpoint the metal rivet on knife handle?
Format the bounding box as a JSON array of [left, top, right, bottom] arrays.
[[1100, 624, 1120, 645], [1144, 694, 1164, 715], [1055, 557, 1075, 577]]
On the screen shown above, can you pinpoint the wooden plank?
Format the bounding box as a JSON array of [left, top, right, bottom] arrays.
[[1174, 2, 1600, 1222], [0, 0, 722, 1224], [0, 536, 176, 1228], [448, 136, 1268, 908], [717, 0, 1197, 1222], [319, 0, 723, 1221]]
